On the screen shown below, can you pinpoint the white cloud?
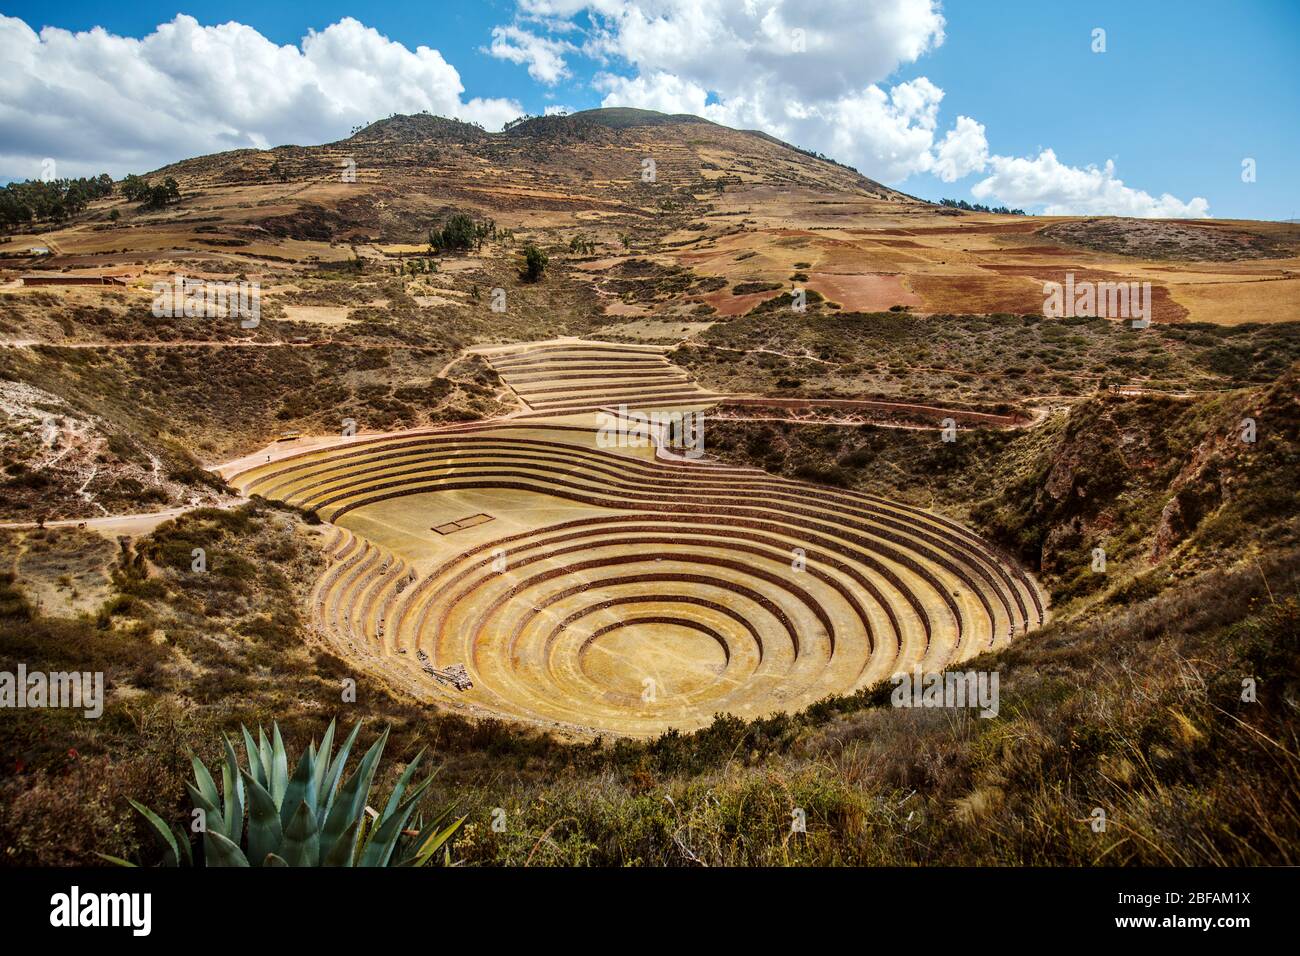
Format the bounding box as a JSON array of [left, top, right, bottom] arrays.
[[1, 7, 1211, 218], [517, 0, 1209, 216], [931, 116, 989, 183], [527, 1, 966, 183], [595, 71, 710, 116], [0, 14, 521, 180], [486, 25, 575, 84], [568, 0, 945, 99], [971, 149, 1210, 218], [812, 79, 945, 183]]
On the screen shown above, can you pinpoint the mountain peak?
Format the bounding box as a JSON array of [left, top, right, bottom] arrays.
[[344, 112, 488, 145]]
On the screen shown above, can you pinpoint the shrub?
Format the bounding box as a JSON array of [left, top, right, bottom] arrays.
[[521, 243, 548, 282], [114, 721, 464, 867]]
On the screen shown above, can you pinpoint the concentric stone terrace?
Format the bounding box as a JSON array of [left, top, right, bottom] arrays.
[[230, 411, 1044, 736], [476, 340, 718, 416]]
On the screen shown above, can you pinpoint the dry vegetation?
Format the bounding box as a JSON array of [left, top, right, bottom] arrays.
[[1, 465, 1295, 865], [1, 109, 1298, 867]]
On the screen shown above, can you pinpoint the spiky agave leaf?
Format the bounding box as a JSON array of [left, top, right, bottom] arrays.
[[310, 719, 338, 811], [189, 753, 221, 809], [280, 744, 319, 830], [278, 801, 320, 867], [358, 773, 436, 867], [127, 799, 180, 866], [399, 813, 467, 867], [317, 720, 363, 829], [184, 780, 227, 839], [322, 818, 362, 867], [203, 830, 250, 867], [171, 822, 194, 866], [124, 721, 461, 867], [258, 725, 275, 801], [380, 748, 427, 820], [220, 735, 245, 844], [269, 724, 289, 808], [240, 769, 283, 865], [241, 725, 266, 789], [318, 726, 388, 864]]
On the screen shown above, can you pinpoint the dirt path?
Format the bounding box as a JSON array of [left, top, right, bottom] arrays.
[[0, 498, 247, 538], [1, 339, 331, 350], [709, 409, 1051, 430]]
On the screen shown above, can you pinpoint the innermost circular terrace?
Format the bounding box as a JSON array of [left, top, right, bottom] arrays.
[[580, 620, 729, 702]]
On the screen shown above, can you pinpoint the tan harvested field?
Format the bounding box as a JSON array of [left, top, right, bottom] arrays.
[[592, 318, 717, 341], [280, 305, 358, 325]]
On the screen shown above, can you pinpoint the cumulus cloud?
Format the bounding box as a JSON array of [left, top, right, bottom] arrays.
[[522, 1, 974, 184], [810, 79, 945, 183], [0, 14, 520, 180], [516, 0, 1209, 215], [931, 116, 989, 183], [971, 149, 1210, 218], [563, 0, 945, 99], [567, 0, 963, 183], [595, 71, 710, 116], [596, 74, 952, 184], [486, 25, 575, 84], [1, 6, 1211, 218]]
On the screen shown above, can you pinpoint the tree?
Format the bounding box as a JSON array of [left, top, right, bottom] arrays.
[[144, 185, 170, 209], [429, 213, 477, 253], [938, 197, 1025, 216], [140, 177, 182, 210], [0, 173, 114, 230], [521, 243, 547, 283], [121, 174, 149, 202], [473, 216, 496, 251]]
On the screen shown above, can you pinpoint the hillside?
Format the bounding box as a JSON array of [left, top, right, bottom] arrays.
[[2, 369, 1296, 865], [0, 107, 1297, 869], [3, 108, 1295, 333]]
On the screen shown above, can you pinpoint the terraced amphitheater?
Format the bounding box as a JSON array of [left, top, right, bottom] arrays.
[[475, 339, 719, 416], [227, 343, 1045, 736]]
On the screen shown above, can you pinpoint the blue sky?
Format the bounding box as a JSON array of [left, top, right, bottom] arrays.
[[3, 0, 1296, 219]]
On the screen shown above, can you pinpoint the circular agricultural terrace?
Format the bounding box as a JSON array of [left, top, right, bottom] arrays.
[[227, 342, 1044, 736]]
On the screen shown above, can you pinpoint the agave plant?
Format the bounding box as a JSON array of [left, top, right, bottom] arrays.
[[112, 720, 463, 867]]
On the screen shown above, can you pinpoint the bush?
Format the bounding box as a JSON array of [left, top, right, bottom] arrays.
[[521, 243, 547, 282], [429, 213, 494, 253]]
